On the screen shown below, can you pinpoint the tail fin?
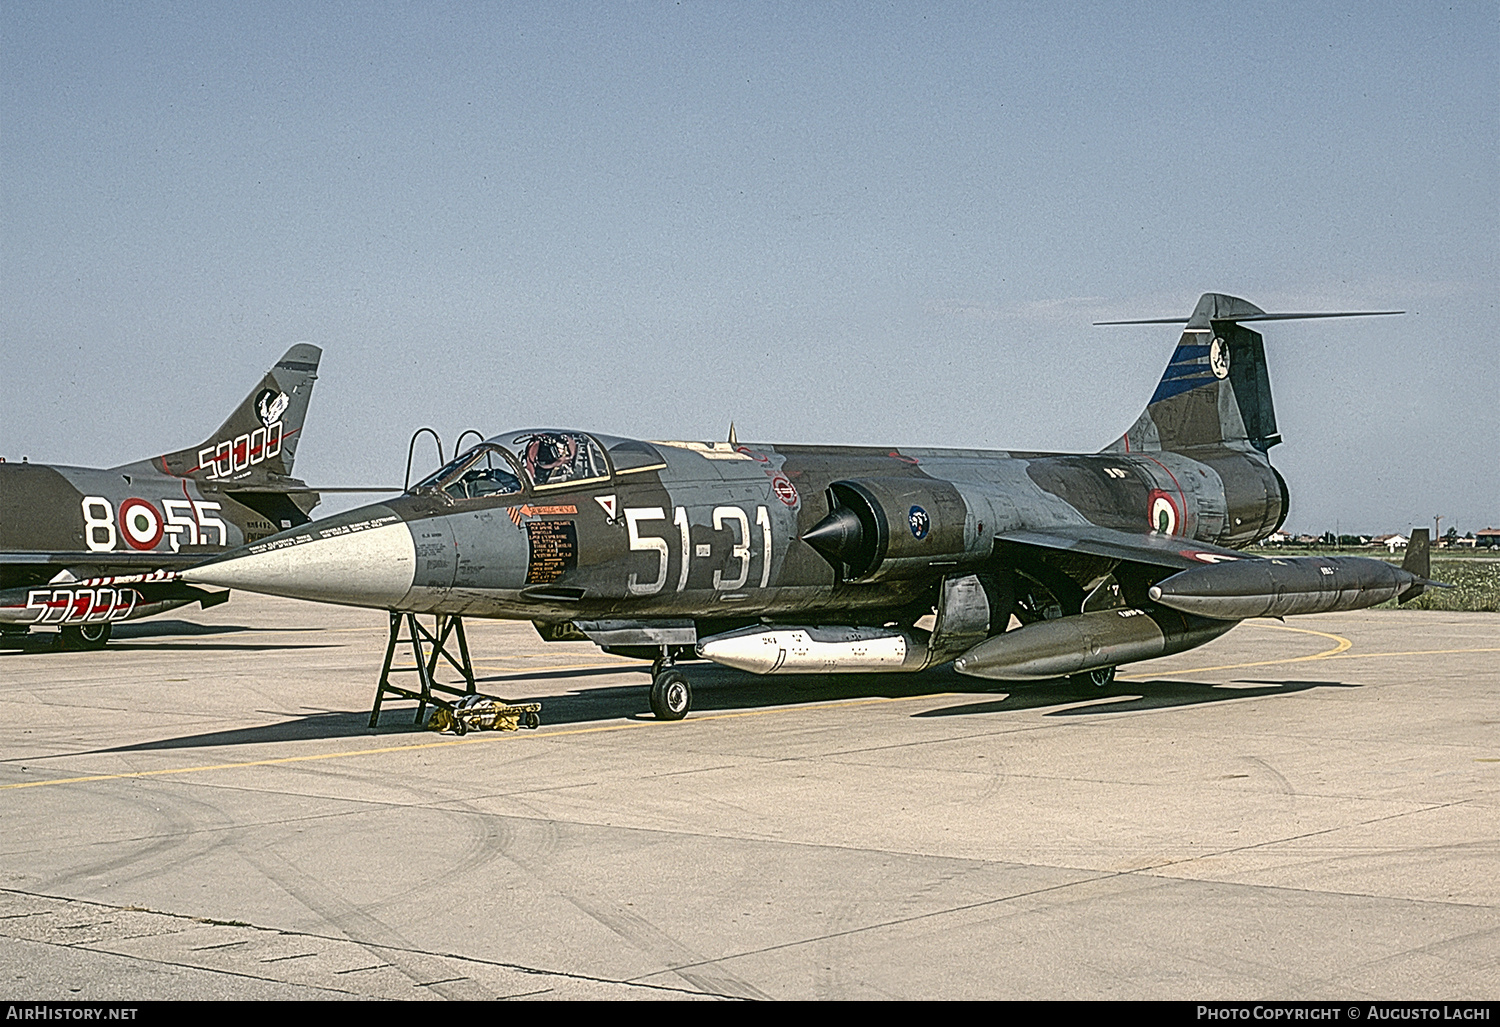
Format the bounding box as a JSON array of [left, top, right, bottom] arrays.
[[1398, 528, 1432, 604], [1104, 293, 1280, 454], [1099, 294, 1402, 455], [148, 344, 322, 483], [1401, 527, 1431, 577]]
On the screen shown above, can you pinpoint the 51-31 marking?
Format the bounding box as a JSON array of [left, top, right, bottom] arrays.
[[625, 504, 774, 595]]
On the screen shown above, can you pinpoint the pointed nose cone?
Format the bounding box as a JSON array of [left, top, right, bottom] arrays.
[[182, 506, 416, 609]]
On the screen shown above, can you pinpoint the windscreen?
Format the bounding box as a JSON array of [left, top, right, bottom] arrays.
[[412, 445, 524, 501]]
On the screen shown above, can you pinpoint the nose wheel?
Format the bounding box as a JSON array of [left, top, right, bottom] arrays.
[[649, 668, 692, 721]]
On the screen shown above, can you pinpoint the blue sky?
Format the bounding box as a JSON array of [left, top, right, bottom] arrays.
[[3, 1, 1496, 534]]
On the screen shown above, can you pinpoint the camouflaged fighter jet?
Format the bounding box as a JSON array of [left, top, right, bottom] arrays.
[[0, 346, 324, 648], [180, 293, 1431, 721]]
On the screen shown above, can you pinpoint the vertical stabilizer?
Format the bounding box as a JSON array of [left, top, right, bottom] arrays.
[[146, 344, 322, 483], [1104, 294, 1280, 454], [1398, 528, 1432, 604], [1401, 528, 1431, 578]]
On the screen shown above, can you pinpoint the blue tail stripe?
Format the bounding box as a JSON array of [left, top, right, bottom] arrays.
[[1160, 363, 1212, 382], [1150, 375, 1212, 404]]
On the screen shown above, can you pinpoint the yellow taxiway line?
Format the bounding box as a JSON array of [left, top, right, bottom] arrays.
[[1117, 622, 1351, 679]]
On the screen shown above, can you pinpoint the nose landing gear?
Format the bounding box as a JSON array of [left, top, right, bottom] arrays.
[[649, 668, 692, 720], [648, 649, 693, 720]]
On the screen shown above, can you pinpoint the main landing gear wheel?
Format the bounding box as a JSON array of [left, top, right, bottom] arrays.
[[1072, 665, 1116, 688], [60, 623, 111, 651], [649, 669, 692, 721]]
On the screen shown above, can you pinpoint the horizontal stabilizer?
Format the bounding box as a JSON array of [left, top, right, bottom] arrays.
[[1096, 310, 1403, 325], [1100, 292, 1401, 458]]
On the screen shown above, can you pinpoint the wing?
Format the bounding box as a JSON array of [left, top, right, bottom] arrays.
[[3, 551, 217, 571], [994, 526, 1260, 571]]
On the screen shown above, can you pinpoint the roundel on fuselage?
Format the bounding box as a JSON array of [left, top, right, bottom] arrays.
[[1149, 489, 1179, 535], [119, 498, 164, 550]]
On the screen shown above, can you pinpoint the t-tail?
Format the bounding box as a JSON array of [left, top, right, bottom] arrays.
[[134, 344, 322, 484], [1100, 293, 1401, 455]]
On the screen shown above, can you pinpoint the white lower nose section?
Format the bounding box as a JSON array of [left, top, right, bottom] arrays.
[[697, 626, 926, 674], [182, 522, 416, 608]]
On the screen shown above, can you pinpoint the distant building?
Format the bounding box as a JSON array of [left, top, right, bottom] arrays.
[[1477, 528, 1500, 549], [1373, 533, 1409, 552], [1263, 531, 1290, 545]]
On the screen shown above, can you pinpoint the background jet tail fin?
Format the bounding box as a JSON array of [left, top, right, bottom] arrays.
[[1401, 528, 1431, 578], [1398, 528, 1437, 604], [152, 344, 322, 483], [1099, 295, 1400, 456]]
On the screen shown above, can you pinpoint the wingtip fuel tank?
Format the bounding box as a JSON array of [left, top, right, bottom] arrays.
[[1147, 555, 1432, 621]]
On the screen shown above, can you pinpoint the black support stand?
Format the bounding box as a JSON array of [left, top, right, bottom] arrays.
[[368, 611, 539, 731]]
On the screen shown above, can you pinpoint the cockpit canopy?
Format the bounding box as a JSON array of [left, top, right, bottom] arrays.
[[506, 430, 609, 487], [413, 444, 523, 501], [410, 430, 665, 500]]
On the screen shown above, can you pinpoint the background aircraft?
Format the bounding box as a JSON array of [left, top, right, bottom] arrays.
[[181, 294, 1430, 720], [0, 346, 324, 648]]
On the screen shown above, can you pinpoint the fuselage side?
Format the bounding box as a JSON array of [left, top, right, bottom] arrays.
[[187, 432, 1287, 627]]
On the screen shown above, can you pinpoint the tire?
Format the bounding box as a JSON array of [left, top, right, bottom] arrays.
[[1072, 665, 1116, 688], [60, 623, 112, 651], [649, 669, 692, 721], [523, 712, 540, 730]]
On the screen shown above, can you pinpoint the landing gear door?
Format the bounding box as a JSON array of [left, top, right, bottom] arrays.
[[929, 573, 992, 663]]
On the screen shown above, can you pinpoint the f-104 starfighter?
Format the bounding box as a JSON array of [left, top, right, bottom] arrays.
[[182, 293, 1429, 720]]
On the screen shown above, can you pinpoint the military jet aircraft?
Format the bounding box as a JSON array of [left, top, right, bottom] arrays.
[[180, 293, 1431, 720], [0, 345, 325, 648]]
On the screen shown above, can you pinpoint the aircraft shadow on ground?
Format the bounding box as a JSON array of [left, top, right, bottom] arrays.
[[87, 665, 959, 752], [111, 620, 306, 638], [0, 641, 336, 656], [94, 711, 410, 753], [914, 677, 1359, 718], [1, 621, 329, 656], [83, 667, 1358, 754]]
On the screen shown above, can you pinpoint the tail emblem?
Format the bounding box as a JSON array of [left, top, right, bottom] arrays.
[[256, 389, 290, 427], [1209, 337, 1231, 379]]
